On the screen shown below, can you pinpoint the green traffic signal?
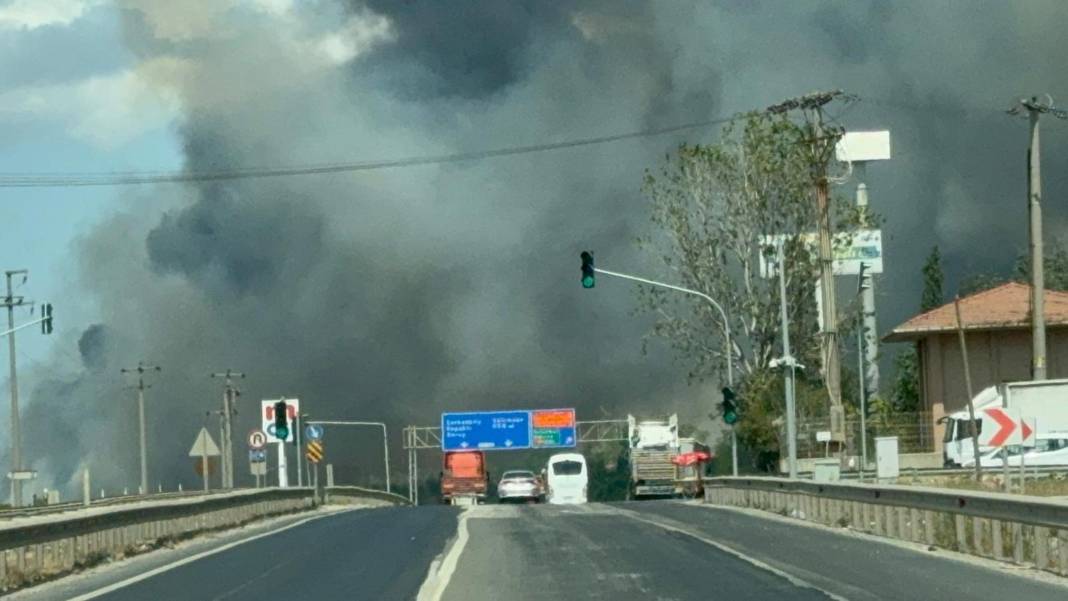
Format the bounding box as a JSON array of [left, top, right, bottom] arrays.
[[721, 387, 739, 425], [40, 303, 53, 335], [273, 400, 289, 441], [580, 251, 595, 288]]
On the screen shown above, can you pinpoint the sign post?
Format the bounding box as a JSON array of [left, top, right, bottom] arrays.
[[976, 407, 1022, 492], [189, 428, 220, 492], [262, 399, 299, 488], [1020, 416, 1036, 493]]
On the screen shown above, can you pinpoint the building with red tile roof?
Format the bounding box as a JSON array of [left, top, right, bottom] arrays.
[[884, 282, 1068, 457]]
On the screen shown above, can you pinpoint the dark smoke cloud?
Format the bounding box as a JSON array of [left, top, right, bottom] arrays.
[[10, 1, 1068, 494]]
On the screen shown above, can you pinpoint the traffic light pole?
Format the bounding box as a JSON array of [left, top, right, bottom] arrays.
[[592, 267, 737, 475], [0, 315, 51, 338]]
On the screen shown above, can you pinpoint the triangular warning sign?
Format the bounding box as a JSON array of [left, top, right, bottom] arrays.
[[189, 427, 221, 457]]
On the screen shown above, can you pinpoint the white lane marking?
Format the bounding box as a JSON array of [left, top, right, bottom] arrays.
[[416, 509, 470, 601], [620, 510, 850, 601], [67, 509, 352, 601]]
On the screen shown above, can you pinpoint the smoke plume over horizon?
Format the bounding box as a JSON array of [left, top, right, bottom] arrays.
[[9, 1, 1068, 495]]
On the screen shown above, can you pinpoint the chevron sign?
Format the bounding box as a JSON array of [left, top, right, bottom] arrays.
[[978, 407, 1022, 448]]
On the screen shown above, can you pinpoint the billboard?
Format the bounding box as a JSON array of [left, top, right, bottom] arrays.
[[759, 229, 882, 278]]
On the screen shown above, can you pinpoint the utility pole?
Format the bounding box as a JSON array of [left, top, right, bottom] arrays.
[[775, 241, 799, 478], [121, 362, 161, 496], [2, 269, 29, 507], [211, 370, 244, 488], [768, 91, 850, 447], [1009, 96, 1066, 380]]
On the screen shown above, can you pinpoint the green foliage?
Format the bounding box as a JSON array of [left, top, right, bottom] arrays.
[[638, 112, 838, 385], [921, 246, 944, 312], [959, 242, 1068, 296], [584, 442, 630, 501], [889, 348, 921, 413], [639, 111, 863, 470]]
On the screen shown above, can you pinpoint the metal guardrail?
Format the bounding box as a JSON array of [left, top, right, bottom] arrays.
[[324, 486, 410, 506], [0, 488, 315, 551], [0, 489, 238, 520], [707, 476, 1068, 531]]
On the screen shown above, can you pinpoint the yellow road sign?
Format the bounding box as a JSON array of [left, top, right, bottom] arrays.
[[306, 440, 324, 463]]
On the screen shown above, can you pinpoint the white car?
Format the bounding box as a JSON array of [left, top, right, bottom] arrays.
[[496, 470, 541, 503], [962, 439, 1068, 468]]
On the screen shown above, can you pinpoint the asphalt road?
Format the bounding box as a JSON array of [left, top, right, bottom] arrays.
[[23, 505, 460, 601], [18, 501, 1068, 600], [439, 501, 1068, 601]]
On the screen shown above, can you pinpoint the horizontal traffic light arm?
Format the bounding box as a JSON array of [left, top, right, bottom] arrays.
[[0, 314, 53, 338], [592, 266, 733, 385]]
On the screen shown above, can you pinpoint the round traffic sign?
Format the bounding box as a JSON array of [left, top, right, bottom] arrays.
[[248, 429, 267, 450], [305, 424, 324, 441]]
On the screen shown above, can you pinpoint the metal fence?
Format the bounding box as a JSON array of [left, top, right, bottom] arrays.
[[788, 411, 935, 458]]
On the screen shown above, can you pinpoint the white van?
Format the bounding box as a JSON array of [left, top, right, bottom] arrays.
[[546, 453, 588, 505]]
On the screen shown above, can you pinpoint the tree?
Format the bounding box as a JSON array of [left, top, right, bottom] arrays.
[[958, 242, 1068, 296], [639, 112, 860, 465], [920, 245, 944, 312], [889, 246, 944, 414]]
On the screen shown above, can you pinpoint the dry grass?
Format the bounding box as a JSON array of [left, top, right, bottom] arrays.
[[898, 472, 1068, 496]]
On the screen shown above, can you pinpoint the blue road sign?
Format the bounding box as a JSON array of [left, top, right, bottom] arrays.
[[305, 424, 324, 441], [249, 449, 267, 462], [442, 410, 532, 451]]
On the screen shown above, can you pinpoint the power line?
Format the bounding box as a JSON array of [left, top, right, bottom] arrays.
[[0, 116, 737, 189]]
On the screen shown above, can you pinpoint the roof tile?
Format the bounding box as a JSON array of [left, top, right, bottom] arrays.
[[884, 282, 1068, 342]]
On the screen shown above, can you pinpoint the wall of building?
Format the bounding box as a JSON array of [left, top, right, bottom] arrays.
[[920, 328, 1068, 454]]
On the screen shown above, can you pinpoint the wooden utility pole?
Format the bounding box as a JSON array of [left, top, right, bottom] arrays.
[[953, 296, 982, 481]]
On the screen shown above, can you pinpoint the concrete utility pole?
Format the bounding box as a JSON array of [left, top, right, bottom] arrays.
[[210, 370, 244, 488], [1009, 96, 1066, 380], [855, 181, 880, 394], [2, 269, 29, 507], [768, 91, 849, 446], [775, 242, 799, 478], [121, 362, 161, 496]]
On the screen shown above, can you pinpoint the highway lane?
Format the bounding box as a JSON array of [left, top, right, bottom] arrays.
[[438, 501, 1068, 601], [629, 501, 1068, 600], [40, 505, 459, 601], [19, 500, 1068, 600], [440, 503, 831, 600]]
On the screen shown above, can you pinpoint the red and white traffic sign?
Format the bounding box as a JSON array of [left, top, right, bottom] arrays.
[[978, 407, 1021, 447], [248, 429, 267, 450], [1021, 416, 1037, 448]]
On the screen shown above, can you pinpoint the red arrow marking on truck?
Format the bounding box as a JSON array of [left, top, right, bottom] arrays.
[[985, 408, 1017, 447]]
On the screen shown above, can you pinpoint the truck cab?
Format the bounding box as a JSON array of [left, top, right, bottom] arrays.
[[440, 450, 488, 505]]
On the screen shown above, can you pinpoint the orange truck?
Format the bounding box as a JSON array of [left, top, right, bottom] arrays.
[[440, 450, 489, 504]]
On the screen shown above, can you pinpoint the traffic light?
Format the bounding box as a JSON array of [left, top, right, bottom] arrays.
[[580, 251, 595, 289], [721, 387, 739, 425], [273, 400, 289, 441], [40, 303, 53, 335]]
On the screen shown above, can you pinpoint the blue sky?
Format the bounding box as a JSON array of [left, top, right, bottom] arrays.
[[0, 1, 183, 365]]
